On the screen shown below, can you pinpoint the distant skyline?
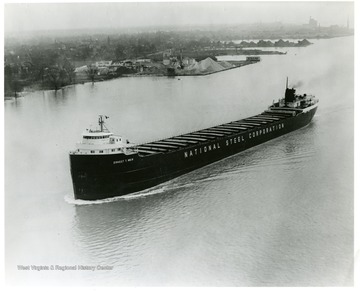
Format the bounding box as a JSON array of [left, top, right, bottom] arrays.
[[4, 1, 354, 34]]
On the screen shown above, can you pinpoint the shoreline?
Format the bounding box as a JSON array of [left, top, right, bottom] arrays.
[[5, 60, 259, 99]]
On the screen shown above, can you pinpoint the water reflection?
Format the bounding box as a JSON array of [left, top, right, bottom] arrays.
[[42, 86, 76, 107], [5, 97, 23, 109]]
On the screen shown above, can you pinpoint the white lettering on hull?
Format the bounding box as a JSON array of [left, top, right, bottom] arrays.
[[184, 123, 285, 159], [113, 158, 134, 164]]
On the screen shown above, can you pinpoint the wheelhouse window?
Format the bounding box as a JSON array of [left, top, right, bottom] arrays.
[[84, 135, 110, 139]]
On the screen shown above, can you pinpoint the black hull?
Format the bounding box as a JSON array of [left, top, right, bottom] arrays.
[[70, 106, 317, 200]]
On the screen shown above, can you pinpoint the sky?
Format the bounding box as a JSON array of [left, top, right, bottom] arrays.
[[4, 1, 354, 34]]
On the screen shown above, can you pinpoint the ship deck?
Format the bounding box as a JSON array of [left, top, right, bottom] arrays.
[[135, 109, 297, 156]]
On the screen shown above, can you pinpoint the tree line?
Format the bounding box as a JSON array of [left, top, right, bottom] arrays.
[[6, 22, 348, 96]]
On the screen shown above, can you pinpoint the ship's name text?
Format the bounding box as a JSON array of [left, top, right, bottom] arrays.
[[113, 158, 134, 164]]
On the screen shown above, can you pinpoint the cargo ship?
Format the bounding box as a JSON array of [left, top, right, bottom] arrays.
[[69, 82, 318, 200]]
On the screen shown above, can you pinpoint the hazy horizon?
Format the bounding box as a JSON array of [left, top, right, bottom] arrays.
[[5, 2, 354, 35]]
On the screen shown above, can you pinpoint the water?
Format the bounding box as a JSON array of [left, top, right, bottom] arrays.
[[5, 36, 353, 286]]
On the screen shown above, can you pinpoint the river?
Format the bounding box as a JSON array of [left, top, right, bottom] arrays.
[[5, 36, 353, 286]]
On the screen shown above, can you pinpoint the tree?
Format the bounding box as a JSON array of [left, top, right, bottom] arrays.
[[80, 46, 92, 61], [44, 67, 61, 90], [57, 55, 75, 84], [115, 44, 126, 60], [4, 64, 13, 94], [43, 55, 75, 90], [86, 65, 98, 84]]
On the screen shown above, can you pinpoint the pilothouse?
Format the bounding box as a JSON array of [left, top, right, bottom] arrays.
[[71, 115, 137, 155]]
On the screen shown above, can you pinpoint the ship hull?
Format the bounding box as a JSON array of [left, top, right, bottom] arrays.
[[70, 106, 317, 200]]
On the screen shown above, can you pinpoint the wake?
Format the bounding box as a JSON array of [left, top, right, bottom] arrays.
[[64, 181, 195, 205]]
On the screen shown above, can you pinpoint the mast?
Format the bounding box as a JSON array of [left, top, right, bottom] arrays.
[[99, 115, 104, 132], [98, 115, 109, 132]]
